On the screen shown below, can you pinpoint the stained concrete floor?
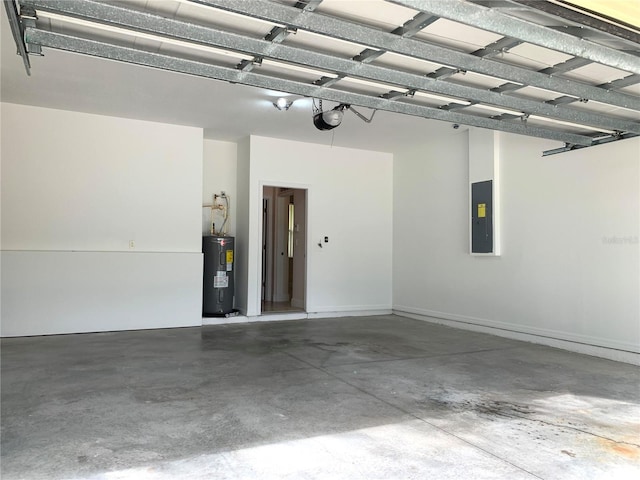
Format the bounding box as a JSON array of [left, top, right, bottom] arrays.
[[1, 315, 639, 480]]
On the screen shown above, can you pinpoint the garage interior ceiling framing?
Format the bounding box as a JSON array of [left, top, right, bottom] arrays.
[[6, 0, 640, 152]]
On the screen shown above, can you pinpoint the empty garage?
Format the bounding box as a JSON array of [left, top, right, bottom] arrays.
[[1, 0, 639, 479]]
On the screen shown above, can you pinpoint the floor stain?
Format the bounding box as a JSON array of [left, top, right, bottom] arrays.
[[561, 450, 576, 457], [598, 438, 640, 460], [424, 394, 533, 420], [467, 399, 533, 418]]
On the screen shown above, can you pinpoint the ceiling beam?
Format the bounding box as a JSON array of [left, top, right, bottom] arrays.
[[538, 57, 592, 75], [293, 0, 322, 12], [263, 26, 294, 43], [507, 0, 640, 45], [389, 0, 640, 75], [471, 36, 523, 58], [24, 28, 594, 146], [428, 67, 463, 80], [243, 0, 315, 69], [352, 49, 385, 63], [598, 75, 640, 90], [490, 82, 522, 93], [189, 0, 640, 111], [545, 96, 582, 106], [23, 0, 639, 134], [392, 12, 439, 36], [237, 58, 261, 72], [3, 0, 31, 75], [349, 12, 436, 108], [542, 132, 639, 156]]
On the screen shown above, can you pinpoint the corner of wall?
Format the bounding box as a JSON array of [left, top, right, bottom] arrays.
[[393, 131, 639, 361], [234, 137, 251, 315]]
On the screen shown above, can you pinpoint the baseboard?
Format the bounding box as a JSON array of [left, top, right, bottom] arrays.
[[256, 312, 308, 321], [202, 308, 392, 326], [202, 313, 307, 325], [202, 315, 252, 325], [307, 309, 392, 318], [394, 306, 640, 366], [308, 304, 392, 313]]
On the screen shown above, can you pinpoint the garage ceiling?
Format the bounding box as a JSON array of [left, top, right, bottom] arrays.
[[3, 0, 639, 154]]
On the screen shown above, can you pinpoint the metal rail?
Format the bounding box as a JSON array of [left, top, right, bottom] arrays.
[[191, 0, 640, 111], [3, 0, 31, 75], [24, 27, 596, 146], [20, 0, 640, 135]]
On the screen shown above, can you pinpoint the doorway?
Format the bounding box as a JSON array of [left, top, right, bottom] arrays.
[[261, 186, 307, 314]]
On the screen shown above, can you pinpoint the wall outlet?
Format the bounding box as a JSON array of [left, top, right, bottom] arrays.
[[129, 240, 135, 249]]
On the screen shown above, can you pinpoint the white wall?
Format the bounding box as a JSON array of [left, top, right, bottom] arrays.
[[469, 129, 501, 255], [234, 137, 251, 315], [202, 139, 237, 236], [1, 103, 203, 336], [393, 130, 640, 359], [1, 104, 201, 252], [7, 99, 635, 364], [1, 251, 201, 336], [238, 136, 393, 317]]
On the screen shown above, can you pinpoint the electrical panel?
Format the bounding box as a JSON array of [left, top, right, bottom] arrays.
[[471, 180, 493, 254]]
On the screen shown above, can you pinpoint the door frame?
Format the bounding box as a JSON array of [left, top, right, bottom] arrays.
[[257, 181, 309, 315]]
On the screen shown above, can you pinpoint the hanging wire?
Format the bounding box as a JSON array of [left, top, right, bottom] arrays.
[[219, 194, 229, 235]]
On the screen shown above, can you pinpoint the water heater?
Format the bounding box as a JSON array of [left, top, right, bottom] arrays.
[[202, 236, 235, 316]]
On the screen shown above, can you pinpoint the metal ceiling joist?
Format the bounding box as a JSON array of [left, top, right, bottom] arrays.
[[442, 100, 478, 111], [538, 57, 592, 75], [263, 26, 293, 43], [428, 67, 462, 80], [546, 96, 581, 106], [23, 0, 640, 134], [3, 0, 30, 75], [347, 9, 438, 110], [491, 82, 522, 93], [542, 132, 639, 156], [245, 1, 314, 72], [294, 0, 322, 13], [389, 0, 640, 75], [191, 0, 640, 111], [352, 49, 385, 64], [393, 12, 439, 36], [24, 28, 594, 146], [599, 75, 640, 90], [237, 58, 261, 72], [352, 13, 435, 66], [507, 0, 640, 45], [472, 36, 523, 58]]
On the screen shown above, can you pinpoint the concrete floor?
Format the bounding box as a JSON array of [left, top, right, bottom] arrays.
[[1, 315, 639, 480]]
